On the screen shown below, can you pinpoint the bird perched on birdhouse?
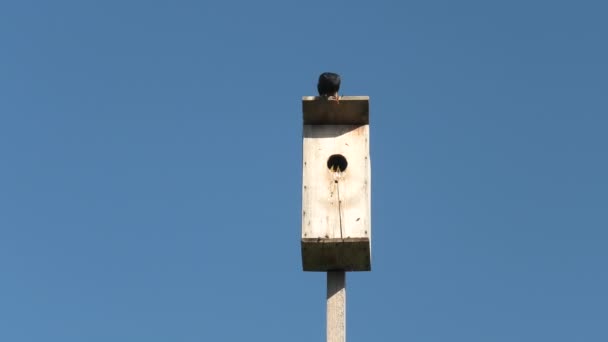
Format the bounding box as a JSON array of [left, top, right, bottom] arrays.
[[317, 72, 341, 103]]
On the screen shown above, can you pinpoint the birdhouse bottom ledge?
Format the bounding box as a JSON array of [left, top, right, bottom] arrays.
[[301, 237, 371, 272]]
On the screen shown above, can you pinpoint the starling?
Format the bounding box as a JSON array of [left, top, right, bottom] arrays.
[[317, 72, 341, 103]]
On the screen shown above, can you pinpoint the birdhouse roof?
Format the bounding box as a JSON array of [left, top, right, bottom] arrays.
[[302, 96, 369, 125]]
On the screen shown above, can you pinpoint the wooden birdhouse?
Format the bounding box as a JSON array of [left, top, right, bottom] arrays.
[[301, 96, 371, 271]]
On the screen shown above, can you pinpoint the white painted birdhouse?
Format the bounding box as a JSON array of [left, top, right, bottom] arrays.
[[301, 96, 371, 271]]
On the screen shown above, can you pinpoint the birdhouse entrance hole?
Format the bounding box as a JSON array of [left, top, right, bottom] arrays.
[[327, 154, 348, 173]]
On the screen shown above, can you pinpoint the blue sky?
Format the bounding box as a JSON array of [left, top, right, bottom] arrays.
[[1, 1, 607, 341]]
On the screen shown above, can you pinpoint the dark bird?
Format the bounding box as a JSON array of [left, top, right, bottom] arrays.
[[317, 72, 341, 103]]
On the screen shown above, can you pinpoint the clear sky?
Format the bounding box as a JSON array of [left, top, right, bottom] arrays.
[[1, 1, 607, 341]]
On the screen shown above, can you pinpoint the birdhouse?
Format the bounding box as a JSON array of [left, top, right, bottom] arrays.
[[301, 96, 371, 271]]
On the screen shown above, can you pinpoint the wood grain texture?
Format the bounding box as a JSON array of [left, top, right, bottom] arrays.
[[301, 124, 371, 271]]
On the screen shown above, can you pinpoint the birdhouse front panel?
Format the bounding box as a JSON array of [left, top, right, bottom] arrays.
[[301, 96, 371, 271], [302, 125, 370, 239]]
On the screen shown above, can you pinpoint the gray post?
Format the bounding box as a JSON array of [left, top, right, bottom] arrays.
[[327, 271, 346, 342]]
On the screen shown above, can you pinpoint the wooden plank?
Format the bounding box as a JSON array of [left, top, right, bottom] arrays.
[[302, 238, 371, 271], [327, 271, 346, 342], [302, 125, 370, 239], [303, 96, 369, 125], [301, 124, 371, 271]]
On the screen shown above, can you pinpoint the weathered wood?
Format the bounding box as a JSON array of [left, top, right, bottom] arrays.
[[303, 96, 369, 125], [302, 238, 371, 271], [301, 123, 371, 271], [327, 271, 346, 342]]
